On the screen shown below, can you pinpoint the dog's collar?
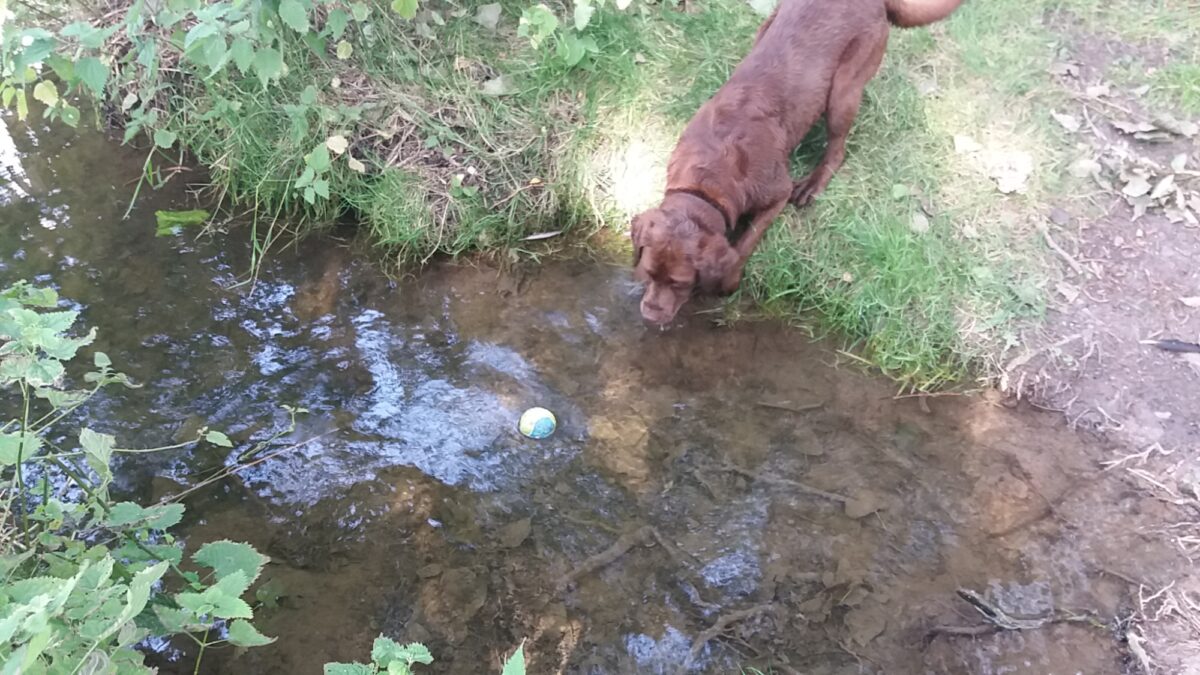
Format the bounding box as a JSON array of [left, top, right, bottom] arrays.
[[665, 187, 734, 232]]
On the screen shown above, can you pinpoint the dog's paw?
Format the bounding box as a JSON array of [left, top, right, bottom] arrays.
[[790, 172, 831, 207], [789, 181, 819, 207]]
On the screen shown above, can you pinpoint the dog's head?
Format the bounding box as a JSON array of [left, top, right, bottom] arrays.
[[631, 208, 739, 325]]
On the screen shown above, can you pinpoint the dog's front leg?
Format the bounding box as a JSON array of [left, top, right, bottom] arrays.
[[715, 197, 790, 293]]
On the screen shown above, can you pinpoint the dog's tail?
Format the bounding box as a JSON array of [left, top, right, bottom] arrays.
[[884, 0, 963, 28]]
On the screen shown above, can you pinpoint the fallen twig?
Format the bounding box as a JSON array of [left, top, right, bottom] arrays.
[[929, 588, 1106, 640], [716, 460, 849, 504], [163, 431, 334, 504], [925, 623, 1000, 640], [1003, 333, 1083, 373], [1037, 221, 1085, 276], [756, 400, 825, 414], [556, 526, 655, 591], [681, 604, 778, 673]]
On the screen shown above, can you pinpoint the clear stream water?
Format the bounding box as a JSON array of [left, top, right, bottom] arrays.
[[0, 114, 1183, 674]]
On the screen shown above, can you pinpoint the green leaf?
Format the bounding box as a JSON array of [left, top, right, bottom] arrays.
[[303, 187, 316, 204], [34, 386, 88, 409], [108, 562, 167, 635], [327, 9, 351, 38], [153, 128, 177, 149], [324, 664, 375, 675], [176, 570, 255, 619], [351, 3, 371, 21], [336, 40, 354, 59], [230, 37, 255, 74], [15, 89, 28, 121], [205, 430, 233, 447], [0, 431, 41, 466], [13, 29, 55, 71], [80, 428, 115, 479], [184, 22, 218, 49], [252, 47, 284, 89], [0, 353, 64, 386], [390, 0, 419, 20], [501, 640, 526, 675], [300, 84, 318, 105], [306, 143, 331, 172], [517, 5, 559, 49], [312, 178, 330, 200], [140, 542, 184, 565], [194, 540, 268, 582], [46, 54, 76, 83], [154, 605, 201, 632], [573, 0, 595, 31], [372, 637, 433, 667], [174, 590, 214, 616], [210, 593, 254, 620], [94, 351, 112, 368], [279, 0, 311, 33], [144, 503, 185, 530], [61, 21, 115, 49], [557, 33, 586, 67], [105, 502, 148, 527], [32, 80, 58, 108], [295, 166, 315, 188], [201, 35, 229, 76], [226, 619, 276, 647], [74, 57, 109, 96]]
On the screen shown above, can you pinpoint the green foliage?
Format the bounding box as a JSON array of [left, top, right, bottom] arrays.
[[325, 636, 526, 675], [0, 281, 275, 672]]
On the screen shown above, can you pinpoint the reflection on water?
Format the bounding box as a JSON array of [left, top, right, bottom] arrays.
[[0, 113, 1187, 674]]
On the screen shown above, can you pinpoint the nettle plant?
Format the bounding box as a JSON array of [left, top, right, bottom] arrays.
[[0, 0, 651, 209], [0, 281, 275, 672], [325, 636, 527, 675], [0, 0, 394, 206]]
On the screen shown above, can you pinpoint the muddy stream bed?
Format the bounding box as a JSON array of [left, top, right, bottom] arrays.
[[1, 115, 1186, 674]]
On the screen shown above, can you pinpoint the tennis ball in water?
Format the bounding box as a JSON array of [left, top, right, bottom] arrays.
[[518, 407, 557, 439]]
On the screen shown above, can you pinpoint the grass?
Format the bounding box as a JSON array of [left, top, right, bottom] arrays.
[[123, 0, 1198, 389]]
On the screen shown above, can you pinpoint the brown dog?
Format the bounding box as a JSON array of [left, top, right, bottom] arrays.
[[632, 0, 963, 325]]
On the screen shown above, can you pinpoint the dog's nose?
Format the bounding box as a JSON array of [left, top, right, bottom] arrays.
[[640, 303, 673, 326]]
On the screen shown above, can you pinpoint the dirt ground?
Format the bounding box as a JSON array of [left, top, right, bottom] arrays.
[[1001, 27, 1200, 674]]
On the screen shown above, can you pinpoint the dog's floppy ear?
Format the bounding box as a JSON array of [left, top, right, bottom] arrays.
[[694, 232, 741, 294], [630, 213, 648, 265]]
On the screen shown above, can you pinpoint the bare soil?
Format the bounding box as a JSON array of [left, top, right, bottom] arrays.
[[1003, 25, 1200, 674]]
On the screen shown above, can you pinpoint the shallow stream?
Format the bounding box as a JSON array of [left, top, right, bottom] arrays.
[[0, 114, 1179, 674]]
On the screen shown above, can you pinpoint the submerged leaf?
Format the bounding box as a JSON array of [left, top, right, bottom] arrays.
[[324, 664, 375, 675], [205, 429, 233, 447], [155, 210, 209, 236], [193, 540, 269, 582]]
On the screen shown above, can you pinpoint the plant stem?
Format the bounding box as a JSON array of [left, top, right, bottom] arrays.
[[193, 628, 210, 675], [15, 381, 32, 544]]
